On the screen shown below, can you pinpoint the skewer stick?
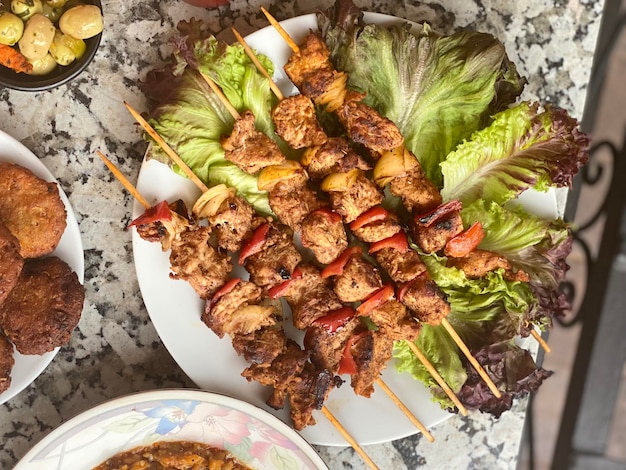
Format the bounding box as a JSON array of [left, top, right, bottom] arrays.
[[321, 406, 379, 470], [123, 101, 209, 193], [97, 151, 150, 209], [441, 318, 502, 398], [530, 329, 551, 353], [403, 340, 468, 416], [375, 378, 434, 442], [260, 7, 300, 54], [199, 72, 241, 120], [232, 28, 285, 101]]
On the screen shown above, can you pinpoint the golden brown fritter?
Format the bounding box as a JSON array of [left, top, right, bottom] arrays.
[[0, 222, 23, 307], [0, 162, 67, 259], [0, 332, 14, 393], [0, 256, 84, 355]]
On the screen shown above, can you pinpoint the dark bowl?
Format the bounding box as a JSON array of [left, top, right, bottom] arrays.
[[0, 0, 103, 92]]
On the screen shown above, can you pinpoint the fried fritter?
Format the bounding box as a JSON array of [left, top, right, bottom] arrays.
[[0, 162, 67, 259], [0, 256, 84, 355], [0, 222, 23, 307], [0, 332, 14, 394]]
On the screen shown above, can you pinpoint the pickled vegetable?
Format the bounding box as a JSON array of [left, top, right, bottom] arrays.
[[27, 51, 56, 74], [49, 29, 84, 65], [0, 11, 24, 46], [58, 4, 103, 39], [18, 13, 55, 60], [11, 0, 43, 21]]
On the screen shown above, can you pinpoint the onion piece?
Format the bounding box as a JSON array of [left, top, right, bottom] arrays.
[[192, 184, 235, 219], [373, 146, 420, 187], [257, 160, 305, 191], [320, 168, 360, 192]]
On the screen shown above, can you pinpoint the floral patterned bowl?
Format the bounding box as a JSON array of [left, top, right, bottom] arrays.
[[15, 389, 328, 470]]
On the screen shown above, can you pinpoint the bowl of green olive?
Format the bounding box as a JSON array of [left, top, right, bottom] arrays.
[[0, 0, 103, 91]]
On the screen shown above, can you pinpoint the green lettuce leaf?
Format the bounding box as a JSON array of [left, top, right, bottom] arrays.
[[441, 101, 590, 205]]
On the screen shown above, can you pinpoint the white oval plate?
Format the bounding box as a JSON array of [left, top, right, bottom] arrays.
[[0, 129, 85, 406], [15, 389, 329, 470], [132, 13, 557, 446]]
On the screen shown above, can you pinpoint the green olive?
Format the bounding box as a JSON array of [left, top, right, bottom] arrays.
[[0, 11, 24, 45], [17, 13, 55, 60], [11, 0, 43, 21], [41, 3, 62, 22], [45, 0, 68, 7], [27, 52, 57, 75], [49, 29, 85, 65], [58, 4, 103, 39]]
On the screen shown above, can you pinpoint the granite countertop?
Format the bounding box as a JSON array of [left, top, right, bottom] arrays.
[[0, 1, 602, 469]]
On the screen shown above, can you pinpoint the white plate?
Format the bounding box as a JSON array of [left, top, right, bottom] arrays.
[[0, 129, 85, 406], [15, 389, 328, 470], [132, 14, 558, 446]]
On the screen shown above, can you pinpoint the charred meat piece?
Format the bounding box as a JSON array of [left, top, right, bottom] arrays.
[[208, 195, 257, 253], [269, 178, 323, 232], [221, 110, 285, 174], [352, 212, 402, 244], [389, 166, 442, 214], [301, 68, 348, 112], [334, 254, 382, 303], [374, 247, 427, 284], [336, 91, 404, 155], [304, 314, 363, 373], [348, 331, 394, 398], [400, 273, 450, 326], [292, 284, 344, 330], [279, 263, 328, 306], [329, 173, 384, 223], [231, 326, 288, 364], [283, 33, 333, 88], [300, 209, 348, 265], [169, 226, 232, 298], [202, 280, 270, 338], [0, 256, 84, 355], [302, 137, 371, 181], [447, 249, 530, 282], [368, 299, 421, 341], [272, 94, 327, 149], [134, 199, 191, 248], [244, 222, 302, 288], [413, 209, 464, 254]]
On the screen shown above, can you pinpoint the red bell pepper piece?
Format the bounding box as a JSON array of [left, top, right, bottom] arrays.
[[356, 284, 395, 315], [338, 331, 369, 375], [414, 200, 462, 228], [267, 266, 303, 299], [313, 306, 356, 333], [320, 246, 362, 278], [208, 278, 241, 308], [444, 221, 485, 257], [128, 200, 172, 228], [349, 206, 389, 231], [368, 231, 409, 254], [238, 223, 270, 265], [310, 207, 343, 223]]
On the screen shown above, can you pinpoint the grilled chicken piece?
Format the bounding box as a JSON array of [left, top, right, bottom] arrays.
[[336, 91, 404, 155], [412, 209, 464, 254], [284, 33, 333, 88], [169, 226, 231, 299], [447, 249, 530, 282], [244, 222, 302, 288], [389, 166, 442, 214], [329, 173, 384, 223], [368, 299, 421, 341], [292, 284, 344, 330], [231, 326, 287, 364], [374, 247, 427, 284], [279, 264, 327, 305], [300, 209, 348, 264], [304, 315, 363, 373], [269, 178, 324, 231], [135, 199, 192, 251], [221, 110, 285, 174], [400, 273, 450, 326], [207, 195, 259, 253], [351, 212, 402, 244], [202, 280, 276, 338], [302, 137, 371, 181], [272, 94, 327, 149], [349, 331, 394, 398], [334, 254, 382, 303], [301, 68, 348, 111]]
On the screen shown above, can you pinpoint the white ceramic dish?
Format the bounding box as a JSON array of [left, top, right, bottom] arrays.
[[131, 14, 558, 446], [15, 389, 328, 470], [0, 129, 85, 405]]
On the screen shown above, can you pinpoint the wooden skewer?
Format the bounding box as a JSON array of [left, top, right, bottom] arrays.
[[530, 329, 551, 353], [403, 340, 468, 416], [441, 318, 502, 398], [260, 6, 300, 54], [123, 101, 209, 193], [199, 72, 241, 120], [321, 406, 380, 470], [97, 151, 150, 209], [375, 378, 434, 442]]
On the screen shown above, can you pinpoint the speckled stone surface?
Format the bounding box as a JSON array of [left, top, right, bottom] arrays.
[[0, 1, 602, 469]]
